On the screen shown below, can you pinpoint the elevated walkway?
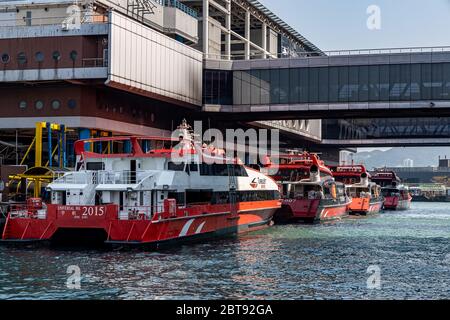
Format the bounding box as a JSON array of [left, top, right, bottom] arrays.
[[203, 46, 450, 120]]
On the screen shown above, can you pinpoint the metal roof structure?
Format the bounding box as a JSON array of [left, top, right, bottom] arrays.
[[246, 0, 324, 55]]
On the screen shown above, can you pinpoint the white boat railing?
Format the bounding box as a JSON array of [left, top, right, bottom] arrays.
[[118, 205, 171, 221], [98, 171, 153, 185], [52, 171, 97, 185]]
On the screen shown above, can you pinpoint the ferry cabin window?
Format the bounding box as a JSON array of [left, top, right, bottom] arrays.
[[289, 184, 304, 198], [212, 192, 230, 205], [200, 164, 225, 176], [238, 191, 280, 202], [168, 162, 185, 171], [382, 188, 399, 197], [278, 169, 308, 182], [86, 162, 105, 171], [337, 185, 345, 196], [323, 185, 332, 198], [186, 190, 213, 205], [290, 185, 321, 199], [212, 191, 280, 204], [234, 165, 248, 177], [199, 164, 248, 177], [168, 192, 186, 206], [348, 187, 364, 197]]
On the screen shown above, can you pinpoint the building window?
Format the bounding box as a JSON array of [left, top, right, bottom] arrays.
[[52, 51, 61, 61], [1, 53, 10, 64], [17, 52, 27, 65], [35, 51, 44, 62], [25, 11, 32, 26], [35, 100, 44, 110], [51, 100, 61, 110], [68, 99, 77, 109], [70, 50, 78, 61], [19, 101, 27, 109], [203, 70, 233, 105]]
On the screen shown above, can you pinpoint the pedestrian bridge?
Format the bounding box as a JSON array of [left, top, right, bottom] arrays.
[[203, 47, 450, 121], [321, 118, 450, 147]]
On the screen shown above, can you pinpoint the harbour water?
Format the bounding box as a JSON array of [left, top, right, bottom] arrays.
[[1, 202, 450, 300]]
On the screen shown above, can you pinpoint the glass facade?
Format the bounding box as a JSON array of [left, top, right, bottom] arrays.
[[203, 70, 233, 105], [203, 63, 450, 105], [323, 118, 450, 140]]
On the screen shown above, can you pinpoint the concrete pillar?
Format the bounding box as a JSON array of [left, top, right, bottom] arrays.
[[245, 10, 251, 60], [203, 0, 209, 57], [225, 0, 231, 60], [261, 22, 267, 59]]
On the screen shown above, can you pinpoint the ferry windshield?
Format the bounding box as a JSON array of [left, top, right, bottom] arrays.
[[347, 187, 370, 198], [286, 184, 323, 200], [382, 188, 400, 197], [274, 169, 309, 182]]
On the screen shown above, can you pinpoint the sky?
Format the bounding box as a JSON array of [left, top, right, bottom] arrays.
[[258, 0, 450, 51]]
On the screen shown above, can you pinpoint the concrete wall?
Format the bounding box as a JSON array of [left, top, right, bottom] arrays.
[[163, 6, 198, 42], [0, 11, 17, 27], [196, 18, 222, 59]]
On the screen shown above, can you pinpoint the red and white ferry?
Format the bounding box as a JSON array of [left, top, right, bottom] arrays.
[[371, 171, 412, 211], [1, 121, 281, 248], [329, 165, 384, 215], [263, 152, 351, 223]]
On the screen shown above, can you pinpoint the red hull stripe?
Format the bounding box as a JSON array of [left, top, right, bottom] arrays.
[[349, 200, 383, 214], [279, 199, 350, 222], [1, 201, 280, 244]]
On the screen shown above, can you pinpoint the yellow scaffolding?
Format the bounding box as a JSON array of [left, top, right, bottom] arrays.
[[12, 122, 68, 198]]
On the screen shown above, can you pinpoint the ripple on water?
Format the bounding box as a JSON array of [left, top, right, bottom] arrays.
[[1, 203, 450, 299]]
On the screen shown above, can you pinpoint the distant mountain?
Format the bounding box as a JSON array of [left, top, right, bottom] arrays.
[[352, 147, 450, 170]]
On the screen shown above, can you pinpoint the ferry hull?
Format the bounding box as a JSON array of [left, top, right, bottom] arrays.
[[0, 202, 279, 248], [275, 199, 349, 223], [348, 199, 383, 216], [383, 197, 412, 210]]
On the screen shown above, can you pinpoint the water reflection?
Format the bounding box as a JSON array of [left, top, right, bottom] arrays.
[[1, 203, 450, 300]]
